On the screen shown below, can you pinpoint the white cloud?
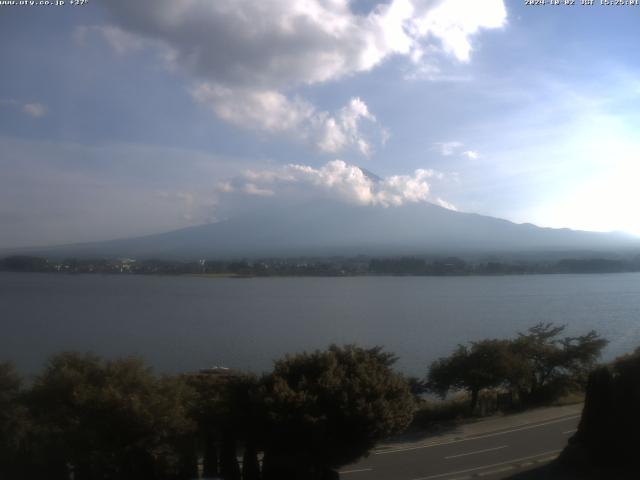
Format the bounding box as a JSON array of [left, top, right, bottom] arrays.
[[191, 85, 313, 133], [1, 99, 48, 118], [434, 197, 458, 211], [437, 141, 463, 156], [317, 97, 376, 155], [222, 160, 454, 209], [96, 0, 507, 154], [435, 141, 479, 159], [242, 183, 275, 197], [74, 25, 148, 54], [410, 0, 507, 63], [22, 103, 47, 118], [192, 85, 376, 154]]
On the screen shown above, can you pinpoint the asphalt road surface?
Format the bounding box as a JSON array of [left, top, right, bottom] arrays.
[[339, 413, 580, 480]]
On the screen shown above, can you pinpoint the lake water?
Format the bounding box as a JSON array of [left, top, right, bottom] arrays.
[[2, 272, 640, 377]]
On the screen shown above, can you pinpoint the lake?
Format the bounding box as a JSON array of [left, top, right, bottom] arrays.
[[2, 272, 640, 377]]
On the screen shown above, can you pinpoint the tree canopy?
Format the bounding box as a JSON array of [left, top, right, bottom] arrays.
[[0, 362, 29, 478], [427, 324, 608, 409], [25, 352, 197, 480], [512, 323, 608, 402], [260, 344, 415, 479], [427, 339, 512, 411]]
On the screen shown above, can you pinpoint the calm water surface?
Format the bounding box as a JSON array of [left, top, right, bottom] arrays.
[[2, 272, 640, 376]]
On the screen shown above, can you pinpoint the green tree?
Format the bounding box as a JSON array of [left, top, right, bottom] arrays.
[[25, 352, 197, 480], [564, 346, 640, 471], [260, 344, 415, 480], [0, 362, 30, 478], [427, 339, 511, 412], [510, 323, 608, 403], [187, 371, 265, 480]]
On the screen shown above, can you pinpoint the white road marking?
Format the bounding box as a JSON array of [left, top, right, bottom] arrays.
[[476, 465, 515, 477], [408, 449, 561, 480], [562, 429, 577, 435], [535, 455, 559, 463], [445, 445, 508, 460], [339, 468, 374, 475], [376, 415, 579, 455]]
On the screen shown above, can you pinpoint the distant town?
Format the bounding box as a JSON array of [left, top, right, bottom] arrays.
[[3, 254, 640, 277]]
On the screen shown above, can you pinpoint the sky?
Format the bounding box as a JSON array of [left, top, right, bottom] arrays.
[[1, 0, 640, 248]]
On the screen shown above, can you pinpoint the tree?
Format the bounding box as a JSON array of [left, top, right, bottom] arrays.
[[427, 325, 608, 411], [188, 370, 267, 480], [260, 344, 415, 480], [0, 255, 49, 272], [0, 362, 30, 478], [427, 339, 512, 411], [25, 352, 197, 480], [510, 323, 608, 403], [563, 346, 640, 472]]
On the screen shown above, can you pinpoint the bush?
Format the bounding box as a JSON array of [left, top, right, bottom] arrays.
[[411, 394, 470, 429]]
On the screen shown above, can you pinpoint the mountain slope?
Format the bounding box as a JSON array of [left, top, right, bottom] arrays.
[[9, 201, 639, 259]]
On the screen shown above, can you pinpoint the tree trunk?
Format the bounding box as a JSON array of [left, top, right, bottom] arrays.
[[261, 451, 296, 480], [220, 434, 241, 480], [470, 388, 479, 413], [178, 447, 199, 480], [242, 442, 260, 480], [202, 434, 219, 477]]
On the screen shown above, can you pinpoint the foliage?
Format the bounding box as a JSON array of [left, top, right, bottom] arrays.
[[426, 324, 608, 409], [0, 362, 30, 477], [427, 339, 512, 411], [25, 352, 197, 480], [6, 254, 640, 276], [564, 347, 640, 472], [406, 375, 427, 398], [0, 328, 608, 479], [411, 394, 471, 429], [187, 371, 264, 479], [511, 323, 608, 403], [0, 255, 50, 272], [260, 344, 415, 477]]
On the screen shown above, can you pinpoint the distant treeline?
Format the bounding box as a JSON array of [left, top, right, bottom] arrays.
[[3, 254, 640, 276]]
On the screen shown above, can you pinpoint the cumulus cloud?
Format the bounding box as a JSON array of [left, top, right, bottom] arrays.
[[94, 0, 507, 154], [220, 159, 455, 209], [191, 87, 376, 154], [463, 150, 478, 159], [409, 0, 507, 63]]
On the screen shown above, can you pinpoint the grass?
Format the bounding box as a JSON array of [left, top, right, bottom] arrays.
[[410, 393, 472, 430], [550, 391, 585, 406], [408, 388, 585, 432]]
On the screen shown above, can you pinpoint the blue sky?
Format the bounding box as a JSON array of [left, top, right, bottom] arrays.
[[1, 0, 640, 248]]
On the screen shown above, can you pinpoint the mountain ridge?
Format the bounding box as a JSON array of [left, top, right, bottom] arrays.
[[4, 200, 639, 260]]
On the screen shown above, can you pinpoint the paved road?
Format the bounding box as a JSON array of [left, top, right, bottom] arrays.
[[339, 413, 580, 480]]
